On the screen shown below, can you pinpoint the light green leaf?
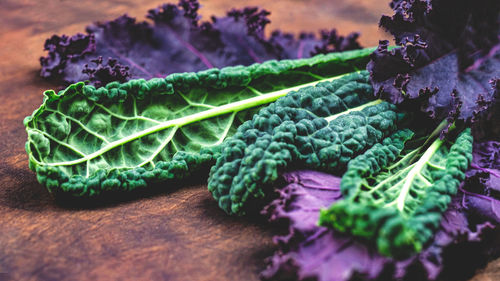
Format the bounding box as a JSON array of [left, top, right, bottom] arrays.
[[24, 48, 374, 196], [319, 126, 473, 258]]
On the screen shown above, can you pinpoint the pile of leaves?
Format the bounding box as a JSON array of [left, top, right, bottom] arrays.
[[28, 0, 500, 280], [261, 170, 498, 281], [259, 0, 500, 279]]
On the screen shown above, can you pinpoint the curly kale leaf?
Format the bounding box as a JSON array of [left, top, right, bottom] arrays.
[[208, 71, 404, 215], [367, 0, 500, 122], [460, 141, 500, 223], [39, 0, 362, 88], [26, 48, 373, 197], [319, 127, 473, 258], [261, 170, 497, 281]]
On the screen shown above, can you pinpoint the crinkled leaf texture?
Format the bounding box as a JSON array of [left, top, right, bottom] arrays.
[[261, 170, 497, 281], [39, 0, 362, 88], [320, 128, 473, 258], [461, 141, 500, 223], [367, 0, 500, 122], [208, 71, 404, 215], [25, 48, 373, 197]]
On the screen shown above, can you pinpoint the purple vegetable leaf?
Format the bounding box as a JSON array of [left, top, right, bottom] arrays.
[[39, 0, 362, 88], [472, 78, 500, 139], [261, 170, 497, 281], [493, 202, 500, 220], [367, 0, 500, 122], [462, 141, 500, 223]]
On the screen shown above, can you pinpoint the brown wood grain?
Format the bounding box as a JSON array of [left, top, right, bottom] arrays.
[[0, 1, 498, 280]]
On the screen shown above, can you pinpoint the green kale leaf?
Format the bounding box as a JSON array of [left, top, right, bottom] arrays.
[[25, 48, 373, 197], [319, 127, 473, 259], [208, 71, 405, 215]]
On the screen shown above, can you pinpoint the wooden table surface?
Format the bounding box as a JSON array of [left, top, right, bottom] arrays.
[[0, 1, 498, 280]]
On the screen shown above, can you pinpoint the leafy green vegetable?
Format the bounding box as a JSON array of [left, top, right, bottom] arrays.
[[261, 170, 497, 281], [208, 71, 405, 215], [25, 48, 374, 196], [319, 127, 473, 259]]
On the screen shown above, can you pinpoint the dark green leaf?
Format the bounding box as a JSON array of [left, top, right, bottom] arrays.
[[25, 48, 374, 196]]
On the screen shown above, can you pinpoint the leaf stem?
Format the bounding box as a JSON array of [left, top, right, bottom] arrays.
[[395, 137, 443, 212]]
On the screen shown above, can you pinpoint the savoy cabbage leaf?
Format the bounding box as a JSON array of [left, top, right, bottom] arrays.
[[40, 0, 362, 88], [25, 48, 373, 196], [261, 170, 497, 281], [319, 127, 473, 258], [208, 71, 404, 215]]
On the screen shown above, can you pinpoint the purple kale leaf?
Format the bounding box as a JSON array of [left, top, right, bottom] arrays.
[[39, 0, 362, 88], [261, 170, 498, 281], [472, 78, 500, 140], [367, 0, 500, 122], [461, 141, 500, 224]]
